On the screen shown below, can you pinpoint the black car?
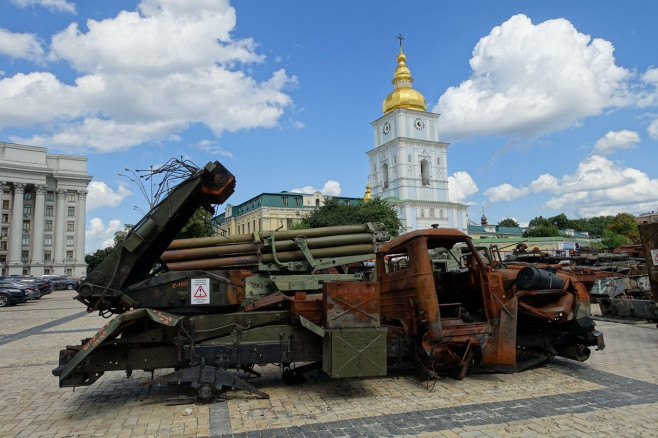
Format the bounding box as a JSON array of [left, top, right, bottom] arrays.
[[10, 277, 53, 296], [41, 275, 78, 290], [0, 284, 29, 307]]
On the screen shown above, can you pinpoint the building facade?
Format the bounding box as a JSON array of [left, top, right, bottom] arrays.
[[0, 142, 91, 277], [214, 191, 363, 236], [367, 46, 468, 233]]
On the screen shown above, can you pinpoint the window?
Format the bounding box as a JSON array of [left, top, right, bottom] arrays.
[[67, 221, 75, 232], [2, 200, 8, 209], [1, 228, 7, 237], [1, 214, 7, 223], [315, 199, 320, 207], [46, 192, 54, 201], [67, 235, 74, 246], [22, 235, 30, 246], [382, 163, 389, 189], [281, 197, 288, 206], [66, 268, 73, 276], [0, 256, 5, 264], [24, 191, 32, 200], [0, 241, 6, 250], [66, 251, 73, 261], [44, 251, 51, 261], [247, 222, 250, 233], [21, 251, 29, 263], [44, 235, 52, 246], [420, 159, 430, 186], [22, 221, 30, 232], [67, 206, 75, 216], [23, 206, 31, 216], [68, 192, 76, 202], [295, 197, 301, 206], [45, 206, 53, 217], [44, 268, 51, 274], [45, 220, 52, 231]]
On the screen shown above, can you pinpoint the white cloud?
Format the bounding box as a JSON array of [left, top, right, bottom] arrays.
[[291, 180, 342, 196], [85, 218, 123, 252], [87, 181, 132, 211], [485, 154, 658, 217], [0, 28, 45, 61], [10, 0, 75, 14], [648, 117, 658, 140], [434, 14, 630, 140], [0, 0, 295, 153], [194, 139, 234, 158], [593, 130, 640, 155], [448, 171, 478, 202], [484, 183, 528, 203]]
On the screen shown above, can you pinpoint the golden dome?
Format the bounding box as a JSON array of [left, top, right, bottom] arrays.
[[382, 49, 427, 114], [363, 183, 372, 202]]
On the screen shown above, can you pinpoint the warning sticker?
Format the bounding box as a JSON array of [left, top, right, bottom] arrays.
[[651, 250, 658, 266], [191, 278, 210, 305]]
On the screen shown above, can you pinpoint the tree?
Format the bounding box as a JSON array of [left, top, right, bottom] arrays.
[[600, 229, 632, 250], [498, 218, 519, 228], [176, 208, 216, 239], [522, 224, 560, 238], [85, 247, 114, 273], [295, 197, 402, 236], [607, 212, 640, 243]]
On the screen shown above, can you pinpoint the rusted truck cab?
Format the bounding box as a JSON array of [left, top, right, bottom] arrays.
[[376, 228, 604, 378]]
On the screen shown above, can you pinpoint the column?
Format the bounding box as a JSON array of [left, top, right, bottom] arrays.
[[30, 185, 46, 271], [75, 190, 87, 271], [54, 189, 66, 265], [7, 183, 25, 271]]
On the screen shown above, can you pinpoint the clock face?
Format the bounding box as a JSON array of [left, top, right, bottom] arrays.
[[382, 122, 391, 134], [414, 118, 425, 130]]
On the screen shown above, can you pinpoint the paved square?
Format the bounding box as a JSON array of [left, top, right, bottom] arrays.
[[1, 292, 656, 437]]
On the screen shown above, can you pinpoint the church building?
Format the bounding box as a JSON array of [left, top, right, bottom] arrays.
[[367, 44, 468, 233]]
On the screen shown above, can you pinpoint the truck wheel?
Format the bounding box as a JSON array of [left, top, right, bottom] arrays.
[[66, 284, 74, 290], [0, 294, 9, 307]]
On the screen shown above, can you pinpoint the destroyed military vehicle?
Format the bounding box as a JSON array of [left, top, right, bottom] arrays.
[[53, 160, 604, 400]]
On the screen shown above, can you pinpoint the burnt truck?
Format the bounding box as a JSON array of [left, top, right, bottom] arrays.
[[53, 160, 604, 400]]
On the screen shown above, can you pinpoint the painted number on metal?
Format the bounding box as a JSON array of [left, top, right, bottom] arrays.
[[651, 250, 658, 266], [191, 278, 210, 305]]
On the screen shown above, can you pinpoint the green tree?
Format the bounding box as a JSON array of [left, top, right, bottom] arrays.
[[549, 213, 570, 230], [85, 246, 114, 273], [607, 212, 640, 243], [498, 217, 519, 228], [176, 208, 216, 239], [600, 229, 632, 250], [296, 197, 402, 236], [522, 224, 560, 238]]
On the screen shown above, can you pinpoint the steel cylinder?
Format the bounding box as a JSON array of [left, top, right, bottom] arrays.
[[516, 266, 564, 290]]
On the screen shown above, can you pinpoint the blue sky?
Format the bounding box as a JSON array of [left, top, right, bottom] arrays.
[[1, 0, 658, 251]]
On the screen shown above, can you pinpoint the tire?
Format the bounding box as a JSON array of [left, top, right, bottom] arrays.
[[35, 292, 42, 300], [0, 294, 9, 307], [66, 284, 74, 290]]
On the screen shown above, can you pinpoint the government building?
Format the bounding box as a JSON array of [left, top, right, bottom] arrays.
[[0, 142, 91, 277], [215, 191, 363, 235]]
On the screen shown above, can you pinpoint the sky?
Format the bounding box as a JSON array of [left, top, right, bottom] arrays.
[[1, 0, 658, 252]]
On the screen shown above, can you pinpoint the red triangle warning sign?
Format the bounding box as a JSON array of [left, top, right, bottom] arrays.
[[193, 286, 208, 298]]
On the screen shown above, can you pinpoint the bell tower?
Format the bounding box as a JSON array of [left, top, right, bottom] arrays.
[[367, 38, 467, 233]]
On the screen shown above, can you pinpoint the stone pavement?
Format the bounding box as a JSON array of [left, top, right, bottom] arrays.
[[0, 292, 656, 437]]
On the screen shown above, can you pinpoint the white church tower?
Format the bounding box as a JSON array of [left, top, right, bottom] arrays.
[[367, 42, 468, 233]]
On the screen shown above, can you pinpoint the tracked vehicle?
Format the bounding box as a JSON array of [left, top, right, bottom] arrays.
[[54, 160, 604, 401]]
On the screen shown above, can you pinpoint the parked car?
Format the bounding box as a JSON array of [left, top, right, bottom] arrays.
[[41, 275, 79, 290], [0, 280, 41, 300], [11, 277, 52, 296], [0, 283, 29, 307]]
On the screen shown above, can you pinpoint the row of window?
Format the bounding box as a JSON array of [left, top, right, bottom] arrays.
[[2, 191, 80, 206], [0, 249, 76, 263], [0, 234, 75, 248]]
